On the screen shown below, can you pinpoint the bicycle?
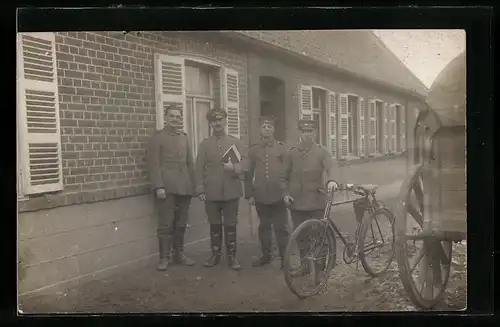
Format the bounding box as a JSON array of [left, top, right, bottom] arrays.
[[283, 182, 396, 299]]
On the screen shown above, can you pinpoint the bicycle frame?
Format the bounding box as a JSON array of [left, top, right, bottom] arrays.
[[320, 187, 389, 250]]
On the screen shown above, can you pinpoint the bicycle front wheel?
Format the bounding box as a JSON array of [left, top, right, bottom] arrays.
[[283, 219, 336, 299], [358, 208, 395, 277]]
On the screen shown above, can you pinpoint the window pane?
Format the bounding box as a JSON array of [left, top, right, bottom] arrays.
[[313, 113, 320, 145], [185, 98, 194, 141], [186, 65, 211, 96], [195, 101, 211, 142]]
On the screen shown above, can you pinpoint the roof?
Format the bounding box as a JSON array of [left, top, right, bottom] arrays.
[[426, 51, 466, 126], [233, 30, 428, 98]]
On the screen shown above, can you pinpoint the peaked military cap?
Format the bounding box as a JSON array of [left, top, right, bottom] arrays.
[[298, 119, 318, 131], [206, 108, 227, 121], [259, 115, 276, 126]]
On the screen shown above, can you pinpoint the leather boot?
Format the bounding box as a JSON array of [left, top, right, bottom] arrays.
[[157, 236, 171, 271], [173, 227, 195, 266], [225, 225, 241, 270], [252, 255, 272, 267], [289, 248, 309, 277], [204, 224, 222, 267]]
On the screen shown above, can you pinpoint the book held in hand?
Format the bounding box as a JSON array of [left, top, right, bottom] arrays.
[[221, 144, 241, 164]]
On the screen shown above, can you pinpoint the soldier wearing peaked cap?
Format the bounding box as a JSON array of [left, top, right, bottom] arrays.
[[245, 116, 290, 269], [195, 108, 249, 270], [147, 105, 196, 271], [282, 119, 340, 278]]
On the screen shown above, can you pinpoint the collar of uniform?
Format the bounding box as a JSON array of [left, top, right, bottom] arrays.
[[298, 141, 315, 151], [260, 137, 275, 147], [213, 131, 226, 139], [165, 127, 180, 135]]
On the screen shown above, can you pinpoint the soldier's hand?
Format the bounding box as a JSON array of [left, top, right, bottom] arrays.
[[327, 180, 339, 192], [156, 188, 167, 200], [248, 197, 256, 206], [223, 158, 234, 172], [283, 195, 294, 206], [198, 193, 207, 201]]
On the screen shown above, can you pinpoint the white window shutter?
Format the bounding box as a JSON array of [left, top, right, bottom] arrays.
[[154, 54, 186, 132], [299, 85, 313, 120], [383, 103, 389, 154], [18, 32, 63, 195], [339, 93, 348, 159], [400, 105, 406, 151], [223, 68, 240, 138], [327, 91, 337, 159], [368, 100, 377, 155], [390, 104, 397, 153], [358, 97, 366, 157]]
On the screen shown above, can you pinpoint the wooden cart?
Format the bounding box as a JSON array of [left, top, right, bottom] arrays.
[[394, 51, 467, 309]]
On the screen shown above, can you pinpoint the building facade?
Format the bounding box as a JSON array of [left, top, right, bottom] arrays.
[[17, 30, 427, 296]]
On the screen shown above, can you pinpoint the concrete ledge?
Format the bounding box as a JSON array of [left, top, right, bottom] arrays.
[[18, 236, 211, 301], [18, 195, 253, 298]]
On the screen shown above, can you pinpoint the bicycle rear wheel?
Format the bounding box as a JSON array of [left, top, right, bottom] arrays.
[[283, 219, 336, 299], [358, 208, 395, 277]]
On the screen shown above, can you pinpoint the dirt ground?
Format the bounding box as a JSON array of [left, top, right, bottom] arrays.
[[19, 238, 466, 313], [19, 156, 467, 313]]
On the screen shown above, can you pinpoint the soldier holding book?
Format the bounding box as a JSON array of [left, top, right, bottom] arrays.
[[195, 108, 248, 270]]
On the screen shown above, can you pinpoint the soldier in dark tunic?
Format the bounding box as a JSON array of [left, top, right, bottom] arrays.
[[282, 119, 339, 277], [245, 116, 290, 268], [147, 106, 196, 271], [195, 108, 249, 270]]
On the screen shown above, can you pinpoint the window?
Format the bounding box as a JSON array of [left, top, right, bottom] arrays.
[[394, 104, 406, 152], [337, 93, 365, 159], [312, 88, 327, 147], [367, 100, 379, 156], [299, 85, 337, 158], [347, 95, 359, 156], [185, 62, 217, 158], [389, 104, 397, 153], [17, 32, 63, 196], [154, 54, 240, 159], [373, 101, 391, 155]]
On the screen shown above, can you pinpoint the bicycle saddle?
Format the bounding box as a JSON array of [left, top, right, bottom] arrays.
[[356, 184, 379, 193]]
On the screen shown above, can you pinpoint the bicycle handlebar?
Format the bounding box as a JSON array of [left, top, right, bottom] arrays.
[[323, 182, 373, 197]]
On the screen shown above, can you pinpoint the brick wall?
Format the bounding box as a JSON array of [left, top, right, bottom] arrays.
[[19, 31, 248, 212]]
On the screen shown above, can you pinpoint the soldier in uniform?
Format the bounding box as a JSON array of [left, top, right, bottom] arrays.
[[147, 105, 196, 271], [245, 116, 289, 268], [195, 108, 249, 270], [282, 119, 339, 276]]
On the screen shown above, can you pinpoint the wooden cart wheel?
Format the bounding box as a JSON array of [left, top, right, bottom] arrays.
[[395, 165, 453, 309]]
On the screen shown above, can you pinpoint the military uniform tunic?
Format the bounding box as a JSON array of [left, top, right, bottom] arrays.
[[245, 139, 288, 204], [147, 127, 195, 256], [283, 143, 334, 211], [195, 134, 248, 202], [147, 128, 195, 196], [245, 138, 290, 259]]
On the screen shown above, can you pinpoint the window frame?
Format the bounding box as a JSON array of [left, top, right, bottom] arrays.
[[346, 94, 360, 157], [311, 87, 327, 147], [154, 52, 241, 155]]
